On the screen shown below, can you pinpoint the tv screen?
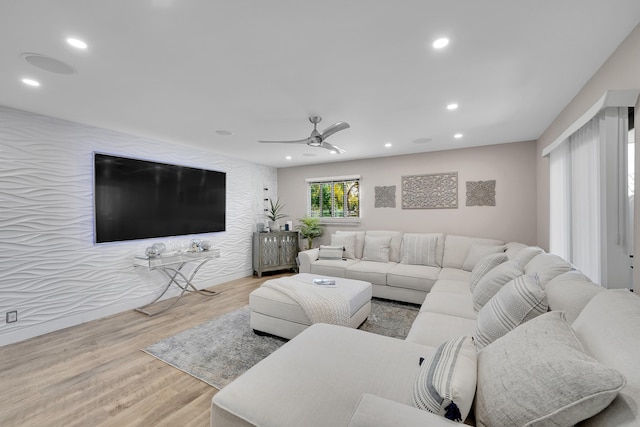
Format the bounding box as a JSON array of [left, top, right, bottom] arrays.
[[94, 153, 226, 244]]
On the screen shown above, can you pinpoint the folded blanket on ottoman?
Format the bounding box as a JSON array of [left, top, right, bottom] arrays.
[[262, 277, 350, 326]]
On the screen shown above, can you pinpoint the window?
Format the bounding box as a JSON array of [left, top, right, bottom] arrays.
[[547, 105, 632, 286], [306, 175, 361, 222]]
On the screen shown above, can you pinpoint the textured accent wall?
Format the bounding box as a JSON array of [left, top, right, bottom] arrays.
[[0, 106, 276, 346]]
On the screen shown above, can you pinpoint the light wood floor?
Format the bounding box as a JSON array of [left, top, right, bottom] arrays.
[[0, 273, 291, 427]]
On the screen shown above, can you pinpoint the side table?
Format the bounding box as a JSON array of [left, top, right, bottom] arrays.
[[133, 249, 220, 316]]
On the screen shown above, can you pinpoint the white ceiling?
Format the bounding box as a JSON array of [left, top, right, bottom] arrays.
[[1, 1, 639, 168]]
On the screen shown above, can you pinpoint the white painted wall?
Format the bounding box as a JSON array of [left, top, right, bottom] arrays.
[[278, 140, 537, 246], [0, 106, 276, 346]]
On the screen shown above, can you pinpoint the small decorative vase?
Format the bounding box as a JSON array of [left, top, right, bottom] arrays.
[[145, 246, 160, 258]]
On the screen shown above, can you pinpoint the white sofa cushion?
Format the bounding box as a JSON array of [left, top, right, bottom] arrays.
[[387, 263, 440, 293], [420, 293, 476, 320], [429, 279, 470, 295], [442, 235, 503, 270], [349, 393, 460, 427], [546, 270, 604, 323], [461, 243, 505, 271], [474, 274, 547, 349], [474, 311, 626, 427], [412, 336, 477, 422], [331, 233, 357, 259], [572, 290, 640, 427], [406, 312, 476, 348], [469, 253, 508, 292], [524, 252, 572, 287], [362, 235, 392, 262], [471, 260, 522, 313], [401, 233, 441, 267], [310, 258, 360, 278], [346, 260, 398, 285], [437, 268, 472, 282], [212, 323, 434, 427]]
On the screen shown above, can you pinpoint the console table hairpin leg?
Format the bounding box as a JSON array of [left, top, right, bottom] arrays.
[[135, 256, 218, 316]]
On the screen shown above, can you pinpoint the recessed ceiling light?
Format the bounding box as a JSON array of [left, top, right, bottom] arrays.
[[215, 130, 232, 136], [446, 103, 459, 110], [413, 138, 433, 144], [285, 156, 292, 160], [432, 37, 449, 49], [22, 78, 40, 87], [385, 143, 392, 148], [454, 133, 463, 139], [66, 38, 87, 49]]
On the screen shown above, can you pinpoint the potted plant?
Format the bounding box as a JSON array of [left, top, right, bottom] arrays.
[[266, 197, 288, 231], [296, 216, 324, 249]]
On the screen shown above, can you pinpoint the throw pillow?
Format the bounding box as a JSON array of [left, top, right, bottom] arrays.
[[471, 260, 522, 313], [412, 336, 477, 423], [474, 274, 547, 350], [512, 245, 544, 268], [469, 253, 508, 292], [330, 233, 357, 259], [401, 233, 439, 267], [474, 311, 626, 427], [318, 245, 344, 260], [462, 243, 505, 272], [362, 235, 392, 263]]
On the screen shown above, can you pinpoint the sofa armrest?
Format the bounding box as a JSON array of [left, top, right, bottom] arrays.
[[348, 394, 462, 427], [297, 248, 320, 273]]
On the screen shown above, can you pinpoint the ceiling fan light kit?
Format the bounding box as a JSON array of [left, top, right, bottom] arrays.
[[259, 115, 349, 154]]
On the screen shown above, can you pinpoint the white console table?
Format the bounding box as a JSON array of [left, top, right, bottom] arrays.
[[133, 249, 220, 316]]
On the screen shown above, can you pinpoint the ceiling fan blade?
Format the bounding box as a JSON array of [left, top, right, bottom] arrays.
[[258, 138, 310, 144], [321, 141, 346, 154], [320, 121, 350, 139]]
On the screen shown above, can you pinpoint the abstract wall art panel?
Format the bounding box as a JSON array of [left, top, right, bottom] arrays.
[[466, 180, 496, 206], [402, 172, 458, 209], [375, 185, 396, 208]]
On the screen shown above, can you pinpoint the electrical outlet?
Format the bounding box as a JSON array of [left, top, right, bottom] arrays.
[[6, 311, 17, 323]]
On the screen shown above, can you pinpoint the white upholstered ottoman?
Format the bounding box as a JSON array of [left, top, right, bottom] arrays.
[[250, 273, 372, 339]]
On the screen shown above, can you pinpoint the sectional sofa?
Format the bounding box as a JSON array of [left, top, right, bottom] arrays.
[[211, 231, 640, 426]]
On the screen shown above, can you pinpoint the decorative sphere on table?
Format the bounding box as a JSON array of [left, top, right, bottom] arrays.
[[145, 246, 160, 258], [152, 242, 166, 254], [200, 240, 211, 251]]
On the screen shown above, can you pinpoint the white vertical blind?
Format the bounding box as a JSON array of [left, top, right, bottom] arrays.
[[569, 116, 601, 282], [548, 106, 632, 286], [549, 141, 571, 261]]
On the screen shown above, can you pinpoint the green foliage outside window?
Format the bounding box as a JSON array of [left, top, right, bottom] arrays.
[[309, 179, 360, 219]]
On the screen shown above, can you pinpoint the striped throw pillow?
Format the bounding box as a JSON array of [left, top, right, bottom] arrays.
[[472, 261, 523, 313], [469, 253, 508, 292], [474, 274, 548, 350], [318, 245, 344, 260], [401, 233, 440, 267], [412, 335, 477, 422]]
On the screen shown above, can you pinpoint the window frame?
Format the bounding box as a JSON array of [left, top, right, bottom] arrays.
[[305, 175, 361, 224]]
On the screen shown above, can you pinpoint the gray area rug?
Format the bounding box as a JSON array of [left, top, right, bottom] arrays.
[[143, 298, 419, 390]]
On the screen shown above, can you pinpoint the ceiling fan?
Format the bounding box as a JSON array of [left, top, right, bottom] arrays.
[[259, 116, 350, 154]]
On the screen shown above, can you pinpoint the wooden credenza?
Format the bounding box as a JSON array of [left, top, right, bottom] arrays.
[[253, 231, 299, 277]]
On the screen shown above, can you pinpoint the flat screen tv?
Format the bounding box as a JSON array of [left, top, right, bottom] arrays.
[[94, 153, 226, 244]]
